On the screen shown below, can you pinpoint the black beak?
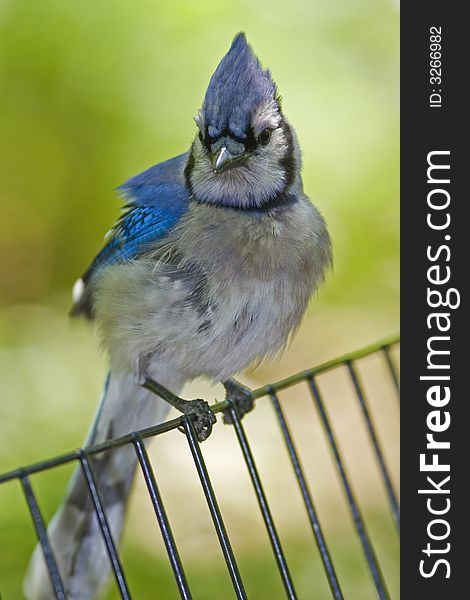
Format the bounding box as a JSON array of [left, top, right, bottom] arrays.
[[211, 147, 249, 174]]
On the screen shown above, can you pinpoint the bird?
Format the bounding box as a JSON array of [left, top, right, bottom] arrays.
[[24, 32, 332, 599]]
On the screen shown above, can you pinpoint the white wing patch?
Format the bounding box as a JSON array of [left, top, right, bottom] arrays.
[[72, 278, 85, 304]]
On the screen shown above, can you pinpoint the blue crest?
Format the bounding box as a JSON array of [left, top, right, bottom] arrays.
[[202, 33, 277, 140]]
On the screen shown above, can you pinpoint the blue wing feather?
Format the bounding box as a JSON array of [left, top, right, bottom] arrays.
[[85, 195, 185, 275], [72, 153, 190, 317], [118, 152, 189, 195]]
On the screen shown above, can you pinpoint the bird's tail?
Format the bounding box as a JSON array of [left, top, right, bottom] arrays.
[[23, 370, 176, 600]]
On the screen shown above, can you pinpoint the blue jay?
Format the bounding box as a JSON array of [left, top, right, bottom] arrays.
[[25, 33, 331, 599]]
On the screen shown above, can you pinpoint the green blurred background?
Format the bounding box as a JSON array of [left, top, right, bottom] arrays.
[[0, 0, 399, 598]]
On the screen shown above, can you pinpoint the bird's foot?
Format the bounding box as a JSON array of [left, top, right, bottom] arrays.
[[222, 378, 254, 425], [143, 378, 216, 442], [180, 398, 217, 441]]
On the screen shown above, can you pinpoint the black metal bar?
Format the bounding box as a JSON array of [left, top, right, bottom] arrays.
[[132, 434, 192, 600], [20, 474, 66, 600], [78, 452, 131, 600], [182, 417, 247, 600], [251, 335, 400, 401], [382, 346, 400, 399], [268, 389, 344, 600], [227, 403, 297, 600], [346, 361, 400, 531], [0, 337, 400, 486], [307, 376, 390, 600], [0, 339, 401, 600], [0, 417, 185, 485]]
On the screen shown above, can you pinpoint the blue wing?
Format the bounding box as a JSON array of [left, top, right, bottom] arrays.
[[72, 153, 190, 317], [84, 183, 188, 276]]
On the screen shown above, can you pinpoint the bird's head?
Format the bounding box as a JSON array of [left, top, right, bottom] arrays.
[[186, 33, 299, 210]]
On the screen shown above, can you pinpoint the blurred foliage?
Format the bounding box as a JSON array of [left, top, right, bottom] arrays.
[[0, 0, 399, 598]]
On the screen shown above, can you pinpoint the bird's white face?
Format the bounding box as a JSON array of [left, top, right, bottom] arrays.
[[187, 99, 296, 210]]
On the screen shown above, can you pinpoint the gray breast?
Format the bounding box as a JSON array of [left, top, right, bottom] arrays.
[[160, 198, 331, 381], [93, 197, 330, 382]]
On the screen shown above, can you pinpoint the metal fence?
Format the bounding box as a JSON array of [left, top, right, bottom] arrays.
[[0, 336, 400, 600]]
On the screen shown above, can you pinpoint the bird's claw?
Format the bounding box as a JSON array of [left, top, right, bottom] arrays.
[[223, 379, 254, 425], [184, 399, 217, 442], [143, 378, 216, 442]]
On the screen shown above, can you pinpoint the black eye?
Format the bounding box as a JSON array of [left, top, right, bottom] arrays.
[[258, 128, 272, 146]]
